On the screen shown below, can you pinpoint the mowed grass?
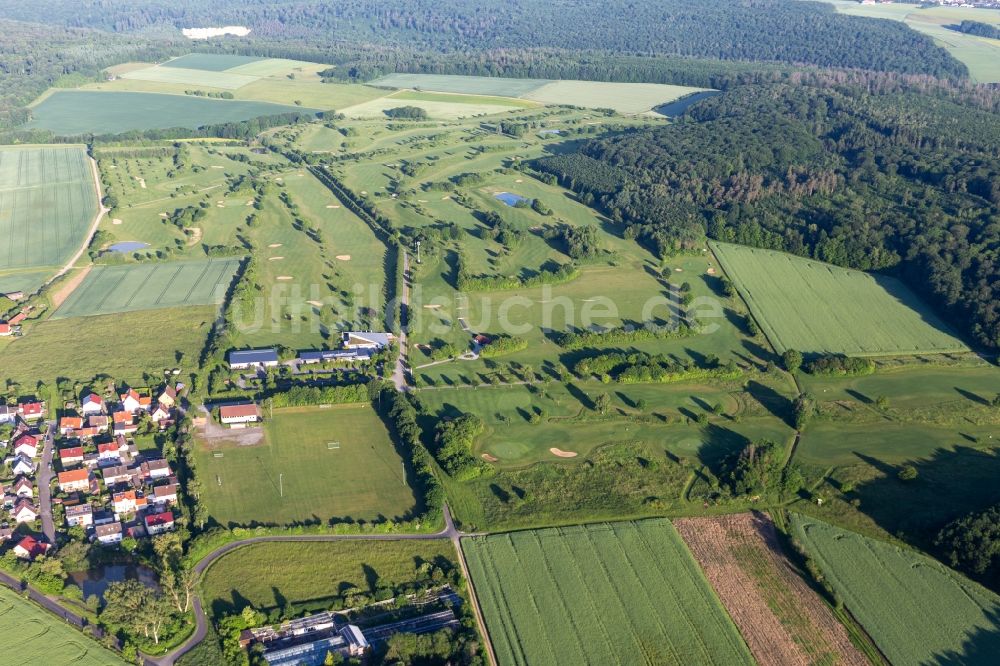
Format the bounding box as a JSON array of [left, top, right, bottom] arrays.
[[0, 145, 97, 292], [0, 584, 128, 665], [201, 540, 456, 619], [523, 80, 706, 114], [25, 91, 317, 136], [711, 241, 967, 356], [790, 514, 1000, 665], [370, 73, 552, 97], [194, 404, 417, 527], [463, 519, 753, 666], [0, 304, 215, 385], [52, 257, 241, 318]]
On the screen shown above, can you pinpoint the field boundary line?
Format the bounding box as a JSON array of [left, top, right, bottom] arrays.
[[42, 154, 105, 291]]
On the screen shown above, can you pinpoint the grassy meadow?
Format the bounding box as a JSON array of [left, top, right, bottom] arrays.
[[52, 257, 241, 318], [0, 584, 129, 665], [193, 404, 418, 527], [201, 539, 456, 619], [791, 514, 1000, 665], [712, 241, 967, 356], [0, 145, 98, 293], [463, 519, 753, 666], [370, 73, 552, 97]]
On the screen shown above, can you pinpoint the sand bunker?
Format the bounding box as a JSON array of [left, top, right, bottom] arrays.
[[246, 200, 255, 206], [441, 196, 451, 200], [515, 179, 524, 183], [306, 300, 323, 307], [335, 255, 352, 261], [187, 227, 202, 246], [112, 218, 123, 225], [674, 268, 683, 272], [211, 165, 224, 169], [325, 205, 341, 209], [135, 177, 146, 189], [268, 256, 284, 261], [423, 304, 442, 309], [550, 448, 578, 458], [706, 267, 717, 275], [268, 243, 283, 248], [481, 453, 499, 463], [276, 276, 293, 281], [216, 204, 224, 208], [159, 212, 168, 218]]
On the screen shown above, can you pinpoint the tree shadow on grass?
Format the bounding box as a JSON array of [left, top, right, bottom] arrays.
[[697, 423, 752, 477], [745, 380, 795, 428]]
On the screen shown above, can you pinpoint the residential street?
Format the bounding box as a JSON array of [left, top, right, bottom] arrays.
[[38, 420, 56, 545]]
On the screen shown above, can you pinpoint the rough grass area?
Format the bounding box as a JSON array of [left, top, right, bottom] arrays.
[[463, 519, 753, 666], [0, 304, 216, 385], [0, 584, 128, 665], [25, 91, 317, 136], [52, 257, 241, 319], [161, 54, 266, 72], [523, 80, 706, 114], [370, 73, 552, 97], [791, 514, 1000, 665], [711, 241, 967, 356], [201, 540, 456, 619], [0, 145, 97, 291], [193, 404, 418, 528], [676, 513, 867, 665]]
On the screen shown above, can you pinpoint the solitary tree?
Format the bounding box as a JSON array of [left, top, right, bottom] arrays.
[[782, 349, 803, 373], [595, 393, 611, 414]]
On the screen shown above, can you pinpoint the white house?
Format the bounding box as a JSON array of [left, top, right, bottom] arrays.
[[80, 393, 105, 416], [120, 388, 142, 414], [11, 499, 38, 523], [144, 511, 174, 536], [97, 442, 121, 463], [342, 331, 392, 350], [11, 477, 33, 498], [152, 484, 178, 506], [158, 386, 177, 408], [0, 405, 17, 425], [113, 491, 147, 515], [59, 415, 84, 435], [95, 521, 123, 545], [150, 404, 171, 425], [102, 464, 137, 487], [219, 403, 261, 426], [65, 503, 94, 528], [9, 455, 35, 476], [58, 469, 93, 494], [141, 459, 172, 481], [13, 536, 50, 560], [12, 434, 38, 459]]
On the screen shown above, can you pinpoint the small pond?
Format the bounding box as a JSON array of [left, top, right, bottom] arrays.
[[67, 564, 158, 599], [494, 192, 532, 207], [654, 90, 721, 118], [107, 241, 150, 253]]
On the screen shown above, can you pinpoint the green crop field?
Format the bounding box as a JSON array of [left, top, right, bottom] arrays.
[[370, 73, 553, 97], [0, 584, 128, 665], [0, 304, 216, 384], [25, 91, 317, 136], [52, 258, 242, 319], [201, 539, 457, 619], [161, 54, 267, 71], [340, 94, 523, 119], [711, 241, 967, 356], [463, 519, 753, 666], [392, 90, 539, 108], [121, 65, 259, 90], [0, 145, 98, 293], [790, 514, 1000, 665], [523, 80, 706, 114], [193, 404, 418, 527]]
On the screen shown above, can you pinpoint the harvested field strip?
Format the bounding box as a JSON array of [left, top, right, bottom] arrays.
[[52, 257, 241, 318], [676, 513, 867, 666], [791, 514, 1000, 665], [462, 519, 753, 666]]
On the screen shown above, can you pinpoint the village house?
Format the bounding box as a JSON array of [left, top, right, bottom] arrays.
[[12, 433, 38, 458], [149, 404, 172, 427], [113, 490, 147, 515], [9, 455, 35, 476], [11, 477, 33, 498], [144, 511, 174, 536], [0, 405, 17, 425], [87, 414, 109, 432], [65, 503, 94, 528], [0, 323, 11, 337], [152, 483, 178, 506], [228, 348, 280, 370], [80, 393, 105, 416], [112, 411, 138, 436], [97, 442, 121, 463], [58, 468, 93, 494], [11, 499, 38, 523], [59, 415, 83, 435], [219, 403, 261, 427], [120, 388, 145, 414], [141, 459, 172, 481], [0, 526, 13, 541], [157, 385, 177, 408], [13, 536, 50, 560], [95, 521, 123, 545], [102, 464, 138, 487], [17, 402, 44, 421]]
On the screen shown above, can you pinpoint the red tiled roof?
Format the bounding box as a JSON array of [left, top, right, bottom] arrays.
[[19, 402, 42, 415], [98, 443, 119, 454], [113, 411, 133, 424], [84, 393, 104, 405], [15, 536, 48, 558], [58, 469, 89, 484], [144, 511, 173, 527], [0, 324, 10, 334], [220, 404, 259, 419], [60, 447, 85, 459], [60, 416, 83, 429]]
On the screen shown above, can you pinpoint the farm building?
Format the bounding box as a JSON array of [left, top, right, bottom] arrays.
[[58, 469, 93, 493], [342, 331, 392, 350], [220, 403, 261, 426], [228, 348, 279, 370]]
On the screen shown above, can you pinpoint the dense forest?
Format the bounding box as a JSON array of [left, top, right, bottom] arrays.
[[536, 79, 1000, 350], [0, 0, 966, 78]]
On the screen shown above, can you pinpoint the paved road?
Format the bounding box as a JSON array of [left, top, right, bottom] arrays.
[[38, 420, 57, 545]]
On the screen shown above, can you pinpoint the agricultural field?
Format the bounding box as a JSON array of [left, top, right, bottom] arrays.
[[121, 66, 259, 90], [790, 514, 1000, 665], [0, 305, 215, 385], [675, 513, 867, 665], [52, 257, 241, 318], [25, 90, 317, 135], [0, 145, 98, 293], [0, 584, 129, 666], [463, 519, 753, 666], [370, 73, 553, 97], [161, 54, 270, 71], [192, 404, 418, 527], [523, 80, 706, 114], [201, 539, 456, 619], [711, 241, 967, 356], [340, 94, 524, 119]]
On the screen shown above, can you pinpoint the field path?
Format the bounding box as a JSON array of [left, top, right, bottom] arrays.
[[43, 155, 106, 290]]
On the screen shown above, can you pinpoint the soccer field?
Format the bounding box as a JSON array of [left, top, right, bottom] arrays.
[[52, 257, 242, 319], [0, 145, 98, 293], [464, 519, 753, 666], [194, 404, 419, 527], [711, 241, 967, 356]]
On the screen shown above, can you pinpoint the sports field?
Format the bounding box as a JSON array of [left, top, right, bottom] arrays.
[[790, 514, 1000, 665], [52, 258, 241, 319], [463, 519, 753, 666], [25, 91, 317, 136], [0, 145, 98, 292], [193, 404, 418, 527], [711, 241, 967, 356], [201, 540, 456, 619], [0, 584, 128, 665]]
